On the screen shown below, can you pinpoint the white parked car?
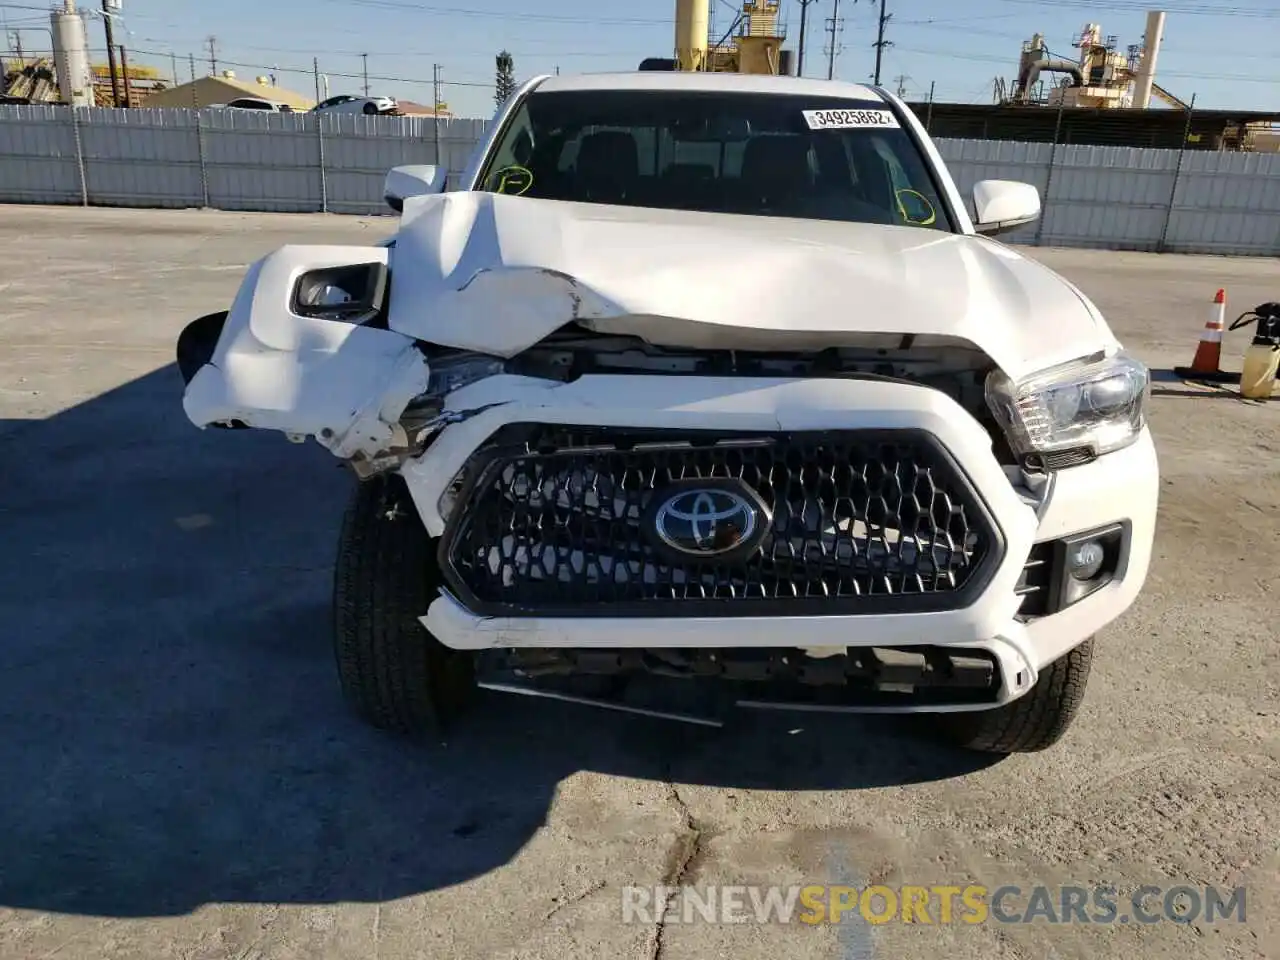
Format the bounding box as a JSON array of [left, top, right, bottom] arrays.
[[177, 72, 1158, 754], [313, 94, 398, 115], [207, 96, 296, 112]]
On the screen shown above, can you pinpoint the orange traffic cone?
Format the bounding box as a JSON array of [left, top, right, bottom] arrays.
[[1174, 289, 1239, 383]]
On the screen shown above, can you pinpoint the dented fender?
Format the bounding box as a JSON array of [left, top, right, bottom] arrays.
[[180, 245, 430, 460]]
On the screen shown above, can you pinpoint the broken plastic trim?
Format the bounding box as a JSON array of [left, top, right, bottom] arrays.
[[347, 402, 508, 481]]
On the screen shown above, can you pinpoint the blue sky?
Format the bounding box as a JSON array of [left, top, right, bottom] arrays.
[[2, 0, 1276, 117]]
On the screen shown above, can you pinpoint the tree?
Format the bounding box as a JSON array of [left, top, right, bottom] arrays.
[[495, 50, 516, 108]]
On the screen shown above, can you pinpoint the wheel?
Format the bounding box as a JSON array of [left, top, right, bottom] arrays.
[[332, 473, 476, 735], [940, 639, 1094, 754], [362, 101, 379, 115]]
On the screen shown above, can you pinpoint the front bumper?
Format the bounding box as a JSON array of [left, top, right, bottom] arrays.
[[401, 374, 1159, 711]]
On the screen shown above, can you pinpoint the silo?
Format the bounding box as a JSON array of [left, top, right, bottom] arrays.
[[1131, 10, 1166, 110], [675, 0, 710, 72], [50, 1, 94, 107]]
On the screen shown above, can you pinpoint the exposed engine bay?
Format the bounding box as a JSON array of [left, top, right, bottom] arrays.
[[409, 325, 1017, 465]]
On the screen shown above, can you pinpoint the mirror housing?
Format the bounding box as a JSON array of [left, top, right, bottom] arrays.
[[972, 179, 1041, 236], [384, 164, 447, 212]]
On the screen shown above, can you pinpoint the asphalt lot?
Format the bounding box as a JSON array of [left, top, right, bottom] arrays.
[[0, 205, 1276, 960]]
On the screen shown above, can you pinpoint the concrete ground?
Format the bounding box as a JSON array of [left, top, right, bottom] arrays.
[[0, 205, 1276, 960]]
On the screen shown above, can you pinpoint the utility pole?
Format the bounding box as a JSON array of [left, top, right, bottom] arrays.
[[101, 0, 121, 107], [170, 51, 178, 87], [872, 0, 892, 87], [118, 45, 132, 106], [361, 53, 369, 96], [431, 63, 442, 165], [893, 73, 909, 98], [824, 0, 844, 81], [796, 0, 817, 77], [206, 36, 217, 75]]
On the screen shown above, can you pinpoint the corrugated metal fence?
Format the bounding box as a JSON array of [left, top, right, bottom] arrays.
[[0, 104, 487, 215], [936, 139, 1280, 256], [1, 104, 1277, 254]]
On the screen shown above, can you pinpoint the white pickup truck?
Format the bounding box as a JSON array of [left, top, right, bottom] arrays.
[[177, 71, 1158, 754]]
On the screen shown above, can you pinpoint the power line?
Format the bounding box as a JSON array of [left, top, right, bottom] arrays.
[[136, 37, 652, 61], [991, 0, 1280, 16], [124, 46, 497, 88], [326, 0, 671, 25]]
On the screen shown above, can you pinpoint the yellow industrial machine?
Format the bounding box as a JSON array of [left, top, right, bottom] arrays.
[[652, 0, 792, 75], [1000, 9, 1189, 111]]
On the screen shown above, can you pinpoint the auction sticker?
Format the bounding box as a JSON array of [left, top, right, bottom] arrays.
[[802, 108, 900, 130]]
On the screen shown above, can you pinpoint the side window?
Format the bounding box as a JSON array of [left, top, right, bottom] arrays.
[[480, 109, 537, 194], [488, 112, 535, 171]]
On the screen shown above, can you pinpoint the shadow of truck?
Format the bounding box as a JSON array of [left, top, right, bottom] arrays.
[[0, 362, 996, 918]]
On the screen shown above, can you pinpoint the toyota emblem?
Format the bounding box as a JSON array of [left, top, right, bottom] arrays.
[[648, 481, 770, 560]]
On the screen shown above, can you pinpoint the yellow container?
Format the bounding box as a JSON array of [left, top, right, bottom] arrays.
[[1240, 342, 1279, 400]]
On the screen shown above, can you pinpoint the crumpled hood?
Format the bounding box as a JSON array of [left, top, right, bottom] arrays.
[[388, 191, 1115, 381]]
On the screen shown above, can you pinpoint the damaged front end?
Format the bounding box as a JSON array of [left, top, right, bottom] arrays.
[[178, 240, 1029, 485], [178, 245, 488, 479]]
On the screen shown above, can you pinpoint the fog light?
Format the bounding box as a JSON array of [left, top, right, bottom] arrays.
[[1067, 540, 1106, 580], [1057, 523, 1128, 610]]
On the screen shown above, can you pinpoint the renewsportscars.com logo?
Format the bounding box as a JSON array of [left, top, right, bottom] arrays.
[[621, 884, 1247, 926]]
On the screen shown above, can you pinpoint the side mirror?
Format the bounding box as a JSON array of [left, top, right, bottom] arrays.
[[384, 164, 447, 212], [972, 179, 1041, 236]]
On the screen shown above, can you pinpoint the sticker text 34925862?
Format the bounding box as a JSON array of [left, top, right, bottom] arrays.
[[802, 108, 901, 131]]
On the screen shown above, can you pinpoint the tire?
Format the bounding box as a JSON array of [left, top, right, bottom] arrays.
[[332, 473, 476, 735], [362, 101, 379, 115], [940, 639, 1094, 754]]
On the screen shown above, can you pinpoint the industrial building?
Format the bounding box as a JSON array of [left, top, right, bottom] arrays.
[[141, 73, 314, 111], [642, 0, 797, 75], [1, 0, 169, 106], [643, 3, 1278, 152], [907, 102, 1280, 152], [5, 0, 1277, 151], [970, 10, 1280, 151]]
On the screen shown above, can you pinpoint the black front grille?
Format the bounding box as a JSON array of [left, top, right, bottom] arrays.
[[439, 426, 1004, 618]]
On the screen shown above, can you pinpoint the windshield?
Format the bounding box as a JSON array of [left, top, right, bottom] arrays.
[[475, 89, 954, 231]]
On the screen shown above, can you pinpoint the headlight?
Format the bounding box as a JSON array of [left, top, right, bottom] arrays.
[[985, 350, 1150, 470], [406, 352, 507, 422], [292, 262, 388, 325]]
